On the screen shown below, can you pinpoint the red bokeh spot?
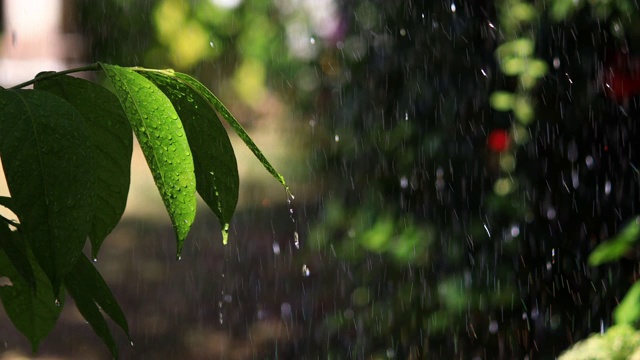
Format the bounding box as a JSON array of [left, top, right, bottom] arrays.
[[603, 50, 640, 101], [487, 129, 509, 153]]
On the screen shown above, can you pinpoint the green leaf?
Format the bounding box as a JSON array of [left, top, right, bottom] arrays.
[[67, 255, 131, 340], [614, 281, 640, 325], [0, 223, 35, 290], [136, 70, 239, 241], [172, 72, 288, 192], [100, 64, 197, 256], [0, 89, 94, 294], [34, 75, 133, 259], [588, 216, 640, 266], [63, 255, 130, 357], [0, 240, 64, 352], [64, 268, 118, 359]]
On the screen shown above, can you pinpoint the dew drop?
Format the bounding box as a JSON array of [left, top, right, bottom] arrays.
[[309, 37, 316, 45]]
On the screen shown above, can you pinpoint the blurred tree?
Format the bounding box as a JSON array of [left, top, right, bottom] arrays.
[[303, 0, 640, 358]]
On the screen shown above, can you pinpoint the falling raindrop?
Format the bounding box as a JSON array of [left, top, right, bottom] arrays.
[[280, 302, 292, 319], [272, 242, 281, 255], [399, 176, 409, 189], [386, 348, 396, 358], [553, 57, 561, 69], [334, 134, 340, 142], [488, 321, 499, 334], [450, 2, 456, 12], [302, 264, 310, 276], [209, 41, 215, 48], [585, 155, 594, 169], [294, 231, 300, 249], [604, 180, 611, 195]]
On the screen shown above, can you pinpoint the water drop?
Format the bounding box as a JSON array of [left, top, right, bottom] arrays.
[[294, 231, 300, 249], [309, 37, 316, 45], [130, 341, 134, 347], [553, 57, 561, 69], [222, 223, 230, 245], [334, 134, 340, 142], [280, 302, 292, 318], [302, 264, 310, 277], [54, 299, 61, 307], [92, 258, 97, 262], [209, 41, 215, 48], [177, 255, 182, 261], [450, 2, 456, 12], [272, 242, 281, 255], [488, 321, 499, 334], [604, 180, 611, 195]]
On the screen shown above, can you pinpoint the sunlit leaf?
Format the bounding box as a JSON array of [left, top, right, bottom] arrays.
[[34, 74, 133, 258], [0, 238, 64, 352], [0, 89, 94, 294], [136, 70, 239, 241], [589, 216, 640, 266], [495, 38, 534, 59], [614, 281, 640, 325], [100, 64, 196, 256], [489, 91, 514, 111], [513, 96, 535, 124]]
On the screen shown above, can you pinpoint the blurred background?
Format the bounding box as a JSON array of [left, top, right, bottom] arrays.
[[1, 0, 640, 358]]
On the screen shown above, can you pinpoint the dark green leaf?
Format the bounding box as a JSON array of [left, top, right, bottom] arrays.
[[65, 255, 131, 342], [34, 75, 133, 258], [614, 281, 640, 325], [0, 240, 63, 352], [64, 269, 118, 359], [0, 89, 94, 294], [588, 216, 640, 266], [100, 64, 197, 256], [0, 223, 35, 290], [172, 72, 288, 193], [136, 70, 238, 241]]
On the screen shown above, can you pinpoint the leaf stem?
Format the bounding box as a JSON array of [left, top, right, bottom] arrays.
[[10, 63, 102, 89]]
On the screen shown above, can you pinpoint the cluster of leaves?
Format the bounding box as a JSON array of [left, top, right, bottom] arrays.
[[0, 63, 286, 358], [558, 324, 640, 360]]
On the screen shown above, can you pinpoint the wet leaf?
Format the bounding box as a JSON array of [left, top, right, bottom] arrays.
[[64, 265, 118, 359], [100, 64, 196, 256], [34, 75, 133, 258], [0, 89, 94, 294], [172, 72, 288, 192], [136, 70, 239, 240], [0, 237, 64, 352], [64, 255, 131, 356]]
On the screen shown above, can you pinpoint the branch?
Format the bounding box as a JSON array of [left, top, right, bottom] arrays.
[[10, 63, 102, 89]]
